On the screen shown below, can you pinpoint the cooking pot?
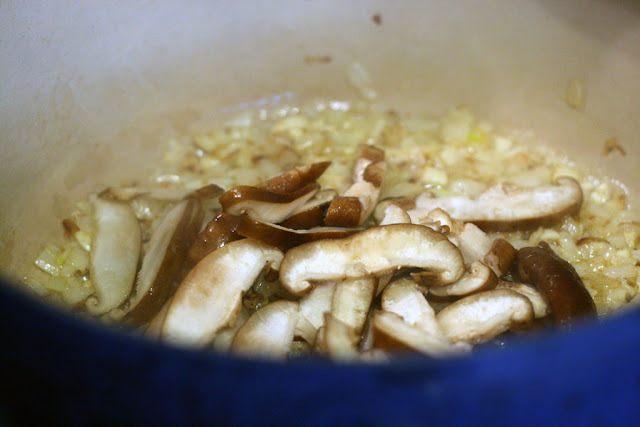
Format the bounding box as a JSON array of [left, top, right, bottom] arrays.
[[2, 1, 640, 424]]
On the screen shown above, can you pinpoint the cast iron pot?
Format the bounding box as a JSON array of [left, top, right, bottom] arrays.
[[1, 1, 640, 424]]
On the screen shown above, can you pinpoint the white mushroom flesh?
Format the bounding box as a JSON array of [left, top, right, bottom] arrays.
[[211, 308, 251, 353], [381, 277, 444, 338], [372, 311, 469, 357], [410, 177, 583, 230], [437, 289, 535, 344], [224, 186, 319, 223], [126, 198, 203, 321], [294, 281, 336, 343], [157, 240, 283, 347], [322, 313, 360, 361], [428, 261, 497, 297], [279, 223, 466, 295], [376, 202, 411, 226], [86, 198, 141, 314], [497, 281, 551, 319], [331, 276, 377, 334], [231, 300, 299, 359]]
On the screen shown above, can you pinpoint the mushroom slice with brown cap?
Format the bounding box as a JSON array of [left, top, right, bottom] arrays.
[[410, 177, 583, 231], [496, 281, 550, 319], [427, 261, 498, 297], [331, 276, 377, 335], [181, 211, 243, 276], [228, 212, 361, 251], [437, 289, 535, 344], [99, 183, 224, 202], [279, 223, 466, 295], [516, 241, 596, 326], [352, 145, 385, 182], [231, 300, 299, 359], [372, 311, 469, 357], [294, 281, 337, 344], [280, 189, 337, 229], [258, 161, 331, 193], [324, 196, 363, 227], [125, 198, 204, 323], [219, 182, 320, 223], [86, 198, 141, 314], [325, 145, 386, 227], [157, 239, 283, 347], [483, 238, 517, 277], [411, 208, 492, 264]]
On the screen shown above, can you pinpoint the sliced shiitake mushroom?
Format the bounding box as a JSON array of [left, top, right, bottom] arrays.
[[226, 212, 361, 251], [436, 289, 535, 344], [496, 280, 550, 319], [331, 276, 377, 335], [125, 198, 204, 323], [483, 238, 517, 277], [372, 311, 468, 357], [325, 145, 386, 226], [258, 161, 331, 193], [516, 241, 596, 326], [211, 308, 251, 353], [410, 177, 583, 231], [381, 277, 444, 338], [427, 261, 498, 297], [374, 200, 411, 225], [231, 300, 299, 359], [86, 198, 141, 315], [280, 189, 337, 229], [100, 183, 224, 202], [156, 240, 283, 347], [279, 224, 466, 295], [294, 282, 337, 344], [182, 211, 243, 274], [320, 313, 360, 361], [219, 183, 320, 223]]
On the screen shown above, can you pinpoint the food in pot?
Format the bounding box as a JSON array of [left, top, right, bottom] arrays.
[[23, 101, 640, 360]]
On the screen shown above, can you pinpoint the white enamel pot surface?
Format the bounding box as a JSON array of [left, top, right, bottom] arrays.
[[1, 1, 640, 425]]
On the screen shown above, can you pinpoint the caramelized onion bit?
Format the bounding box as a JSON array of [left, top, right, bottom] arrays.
[[516, 241, 596, 327]]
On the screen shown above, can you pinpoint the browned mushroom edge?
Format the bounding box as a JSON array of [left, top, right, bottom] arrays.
[[225, 212, 362, 251], [516, 241, 596, 327], [258, 161, 331, 194]]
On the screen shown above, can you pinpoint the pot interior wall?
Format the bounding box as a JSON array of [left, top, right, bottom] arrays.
[[1, 0, 639, 282]]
